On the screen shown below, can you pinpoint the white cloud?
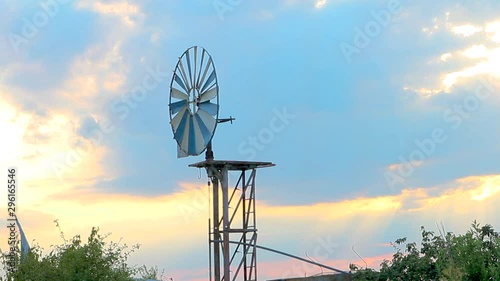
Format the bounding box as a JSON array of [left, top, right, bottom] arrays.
[[440, 52, 452, 62], [442, 20, 500, 90], [411, 18, 500, 94], [61, 41, 127, 108], [485, 20, 500, 43], [442, 47, 500, 90], [462, 44, 489, 58], [451, 24, 483, 37], [282, 0, 330, 9], [315, 0, 327, 9], [403, 86, 443, 97]]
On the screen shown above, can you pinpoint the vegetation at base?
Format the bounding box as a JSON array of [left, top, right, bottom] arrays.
[[350, 221, 500, 281], [0, 221, 167, 281], [3, 220, 498, 280]]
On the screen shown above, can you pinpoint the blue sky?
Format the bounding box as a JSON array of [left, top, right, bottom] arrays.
[[1, 0, 500, 280]]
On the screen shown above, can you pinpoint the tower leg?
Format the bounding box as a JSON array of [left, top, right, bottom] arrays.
[[222, 168, 231, 280], [212, 177, 221, 281]]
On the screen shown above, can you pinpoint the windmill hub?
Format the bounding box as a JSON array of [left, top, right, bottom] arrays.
[[189, 88, 201, 114]]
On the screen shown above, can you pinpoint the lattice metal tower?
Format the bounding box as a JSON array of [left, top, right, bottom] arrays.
[[190, 160, 273, 281]]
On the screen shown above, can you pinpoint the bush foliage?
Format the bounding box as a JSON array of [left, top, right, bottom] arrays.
[[351, 221, 500, 281], [1, 222, 164, 281]]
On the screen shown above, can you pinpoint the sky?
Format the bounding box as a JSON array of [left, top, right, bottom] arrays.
[[1, 0, 500, 280]]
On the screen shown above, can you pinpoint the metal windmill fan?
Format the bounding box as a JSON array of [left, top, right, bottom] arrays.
[[169, 46, 220, 158]]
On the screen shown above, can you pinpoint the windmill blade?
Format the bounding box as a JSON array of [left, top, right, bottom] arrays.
[[198, 57, 212, 89], [171, 88, 188, 100], [170, 100, 188, 115], [193, 46, 198, 90], [172, 109, 189, 137], [187, 115, 208, 155], [171, 107, 188, 133], [199, 86, 218, 103], [196, 49, 205, 89], [186, 50, 193, 87], [174, 74, 188, 93], [194, 112, 215, 144], [178, 114, 192, 154], [196, 108, 217, 133], [201, 70, 216, 93], [178, 60, 191, 90], [177, 144, 189, 158], [198, 101, 219, 116]]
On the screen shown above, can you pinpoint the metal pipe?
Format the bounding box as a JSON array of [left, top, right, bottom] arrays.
[[213, 177, 221, 281], [242, 170, 248, 280], [211, 240, 350, 275], [222, 168, 230, 280], [209, 219, 212, 281]]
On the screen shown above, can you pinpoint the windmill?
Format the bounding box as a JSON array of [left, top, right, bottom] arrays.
[[169, 46, 274, 281], [169, 46, 350, 281]]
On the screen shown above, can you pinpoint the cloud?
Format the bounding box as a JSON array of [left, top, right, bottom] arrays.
[[76, 0, 144, 27], [387, 161, 424, 171], [440, 52, 452, 61], [485, 20, 500, 42], [428, 19, 500, 93], [59, 41, 128, 110], [442, 46, 500, 90], [466, 176, 500, 201], [260, 196, 400, 221], [451, 24, 483, 37], [0, 39, 129, 185], [461, 44, 489, 58], [400, 3, 500, 96], [0, 0, 150, 192], [281, 0, 330, 9], [315, 0, 327, 9], [0, 98, 92, 182], [258, 174, 499, 229]]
